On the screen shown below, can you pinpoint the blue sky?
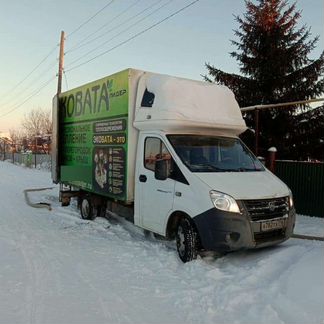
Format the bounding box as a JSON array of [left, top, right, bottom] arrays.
[[0, 0, 323, 134]]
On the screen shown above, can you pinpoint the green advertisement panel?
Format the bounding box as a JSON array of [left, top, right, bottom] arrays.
[[59, 69, 129, 201]]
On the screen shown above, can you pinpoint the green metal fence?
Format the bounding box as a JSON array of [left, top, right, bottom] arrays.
[[275, 161, 324, 217], [0, 152, 51, 169]]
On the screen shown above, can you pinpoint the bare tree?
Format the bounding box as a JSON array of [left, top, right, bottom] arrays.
[[9, 128, 25, 144], [21, 108, 52, 138], [7, 128, 26, 152]]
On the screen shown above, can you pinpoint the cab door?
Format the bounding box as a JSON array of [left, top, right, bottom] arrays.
[[138, 136, 175, 234]]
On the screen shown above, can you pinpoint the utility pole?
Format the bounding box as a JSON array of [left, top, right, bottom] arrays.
[[57, 31, 65, 95]]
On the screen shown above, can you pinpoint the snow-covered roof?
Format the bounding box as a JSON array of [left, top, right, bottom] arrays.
[[133, 72, 247, 136]]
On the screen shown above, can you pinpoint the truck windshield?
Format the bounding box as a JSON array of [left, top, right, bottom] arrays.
[[167, 135, 264, 173]]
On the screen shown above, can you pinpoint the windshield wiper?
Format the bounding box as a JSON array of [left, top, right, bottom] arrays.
[[216, 168, 253, 172], [191, 163, 227, 171], [232, 167, 262, 172], [191, 163, 263, 172]]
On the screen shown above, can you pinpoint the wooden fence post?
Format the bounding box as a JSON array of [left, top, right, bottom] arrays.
[[268, 147, 277, 172]]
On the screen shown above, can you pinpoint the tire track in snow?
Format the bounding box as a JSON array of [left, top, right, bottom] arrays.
[[1, 169, 61, 324], [11, 221, 58, 324], [1, 178, 39, 324]]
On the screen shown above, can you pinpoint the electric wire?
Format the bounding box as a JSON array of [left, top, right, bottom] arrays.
[[67, 0, 165, 54], [67, 0, 115, 38], [67, 0, 143, 53], [66, 0, 164, 54], [67, 0, 170, 65], [0, 0, 113, 116], [0, 0, 199, 119], [63, 70, 69, 91], [0, 44, 58, 103], [0, 76, 57, 118], [66, 0, 174, 68], [0, 1, 114, 118], [65, 0, 200, 73], [0, 60, 58, 110], [0, 0, 135, 118]]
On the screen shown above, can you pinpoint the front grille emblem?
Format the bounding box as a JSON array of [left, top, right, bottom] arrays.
[[268, 202, 276, 212]]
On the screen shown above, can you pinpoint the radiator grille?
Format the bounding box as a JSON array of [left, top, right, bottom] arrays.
[[243, 197, 289, 221]]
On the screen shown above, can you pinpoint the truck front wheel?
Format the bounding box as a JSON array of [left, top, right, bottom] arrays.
[[80, 197, 96, 220], [176, 218, 198, 263]]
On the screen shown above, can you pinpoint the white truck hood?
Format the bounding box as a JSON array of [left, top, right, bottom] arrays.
[[195, 170, 289, 200]]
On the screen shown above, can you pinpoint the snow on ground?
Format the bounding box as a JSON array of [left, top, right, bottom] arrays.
[[0, 161, 323, 324]]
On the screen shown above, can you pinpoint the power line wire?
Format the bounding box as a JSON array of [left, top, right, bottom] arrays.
[[0, 60, 58, 110], [1, 1, 123, 119], [66, 0, 173, 67], [0, 0, 199, 119], [67, 0, 143, 53], [65, 0, 200, 73], [0, 76, 57, 118], [63, 70, 69, 91], [0, 45, 58, 103], [1, 0, 126, 119], [67, 0, 115, 38], [67, 0, 163, 54]]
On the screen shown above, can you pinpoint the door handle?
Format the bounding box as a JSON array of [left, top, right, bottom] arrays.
[[139, 174, 147, 182], [157, 189, 172, 193]]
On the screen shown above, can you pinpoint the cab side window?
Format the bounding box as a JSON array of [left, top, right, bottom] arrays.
[[144, 137, 189, 184], [144, 137, 171, 172]]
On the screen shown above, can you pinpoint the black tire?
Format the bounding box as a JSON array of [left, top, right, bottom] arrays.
[[80, 197, 96, 220], [176, 218, 198, 263]]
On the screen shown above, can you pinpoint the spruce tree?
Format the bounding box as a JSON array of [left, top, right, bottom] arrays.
[[204, 0, 324, 158]]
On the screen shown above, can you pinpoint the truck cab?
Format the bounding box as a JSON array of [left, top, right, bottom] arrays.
[[134, 131, 295, 262], [133, 72, 295, 262]]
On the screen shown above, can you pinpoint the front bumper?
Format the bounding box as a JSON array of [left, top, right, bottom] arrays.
[[193, 206, 296, 253]]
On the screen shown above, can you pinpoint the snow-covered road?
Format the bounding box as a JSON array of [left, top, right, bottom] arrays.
[[0, 161, 323, 324]]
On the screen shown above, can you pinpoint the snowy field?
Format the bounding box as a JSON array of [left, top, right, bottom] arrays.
[[0, 161, 323, 324]]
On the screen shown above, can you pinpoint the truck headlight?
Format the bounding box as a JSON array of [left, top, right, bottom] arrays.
[[210, 190, 240, 213], [289, 190, 294, 209]]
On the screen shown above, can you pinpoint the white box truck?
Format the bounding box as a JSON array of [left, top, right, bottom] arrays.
[[52, 68, 296, 262]]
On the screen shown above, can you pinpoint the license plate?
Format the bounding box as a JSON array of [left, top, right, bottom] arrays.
[[261, 219, 286, 231]]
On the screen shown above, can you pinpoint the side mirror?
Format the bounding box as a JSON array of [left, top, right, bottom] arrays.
[[155, 159, 168, 180]]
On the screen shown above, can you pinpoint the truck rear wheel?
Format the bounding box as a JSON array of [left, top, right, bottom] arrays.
[[80, 197, 96, 220], [176, 218, 198, 263]]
